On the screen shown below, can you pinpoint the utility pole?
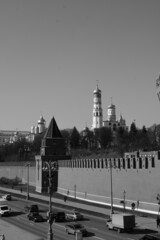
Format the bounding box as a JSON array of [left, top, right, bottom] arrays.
[[109, 159, 113, 218], [123, 190, 126, 212], [45, 161, 58, 240], [45, 161, 53, 240], [25, 162, 31, 200]]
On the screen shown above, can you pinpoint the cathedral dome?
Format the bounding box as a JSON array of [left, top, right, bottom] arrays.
[[93, 85, 101, 94], [108, 104, 115, 109]]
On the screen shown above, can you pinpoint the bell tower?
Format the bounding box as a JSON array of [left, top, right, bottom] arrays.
[[92, 82, 103, 129]]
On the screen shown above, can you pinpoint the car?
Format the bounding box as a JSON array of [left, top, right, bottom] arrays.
[[2, 194, 11, 201], [27, 212, 43, 222], [139, 233, 160, 239], [65, 223, 87, 236], [47, 211, 65, 222], [65, 210, 83, 221]]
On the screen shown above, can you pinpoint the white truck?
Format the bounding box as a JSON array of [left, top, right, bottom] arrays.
[[0, 205, 11, 217], [106, 213, 135, 233]]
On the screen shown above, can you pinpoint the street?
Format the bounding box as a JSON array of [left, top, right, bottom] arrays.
[[0, 195, 155, 240]]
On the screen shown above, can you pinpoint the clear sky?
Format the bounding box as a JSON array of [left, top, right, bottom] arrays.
[[0, 0, 160, 132]]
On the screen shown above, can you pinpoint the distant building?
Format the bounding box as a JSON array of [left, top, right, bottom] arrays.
[[0, 115, 46, 145], [0, 130, 30, 145]]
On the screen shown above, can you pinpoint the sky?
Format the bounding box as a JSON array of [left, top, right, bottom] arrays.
[[0, 0, 160, 132]]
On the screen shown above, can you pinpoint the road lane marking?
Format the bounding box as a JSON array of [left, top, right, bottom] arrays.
[[93, 237, 105, 240]]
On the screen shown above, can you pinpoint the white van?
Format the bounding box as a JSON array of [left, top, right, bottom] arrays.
[[0, 205, 11, 216]]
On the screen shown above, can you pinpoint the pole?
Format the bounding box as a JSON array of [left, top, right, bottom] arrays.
[[25, 162, 30, 201], [110, 159, 113, 217], [27, 164, 29, 200], [123, 190, 126, 212], [47, 161, 53, 240]]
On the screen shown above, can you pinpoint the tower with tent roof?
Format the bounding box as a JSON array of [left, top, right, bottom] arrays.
[[35, 116, 71, 193]]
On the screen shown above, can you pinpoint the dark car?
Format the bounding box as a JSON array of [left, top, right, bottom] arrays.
[[139, 233, 160, 240], [27, 212, 43, 222], [47, 211, 65, 222], [65, 223, 87, 236]]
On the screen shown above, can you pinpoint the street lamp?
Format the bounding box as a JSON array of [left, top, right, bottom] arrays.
[[44, 160, 58, 240], [109, 159, 114, 218], [25, 161, 31, 200]]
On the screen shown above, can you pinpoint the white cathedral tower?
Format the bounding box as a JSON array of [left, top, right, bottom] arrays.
[[92, 83, 103, 129]]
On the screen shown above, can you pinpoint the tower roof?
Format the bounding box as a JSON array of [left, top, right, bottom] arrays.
[[43, 116, 62, 139]]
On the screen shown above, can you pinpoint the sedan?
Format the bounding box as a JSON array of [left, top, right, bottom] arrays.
[[65, 223, 87, 236], [27, 212, 44, 222]]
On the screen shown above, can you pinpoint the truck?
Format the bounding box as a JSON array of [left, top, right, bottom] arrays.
[[106, 213, 135, 233], [0, 205, 11, 217]]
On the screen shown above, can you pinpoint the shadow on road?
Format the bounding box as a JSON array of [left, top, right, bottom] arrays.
[[132, 228, 158, 235], [10, 211, 25, 217]]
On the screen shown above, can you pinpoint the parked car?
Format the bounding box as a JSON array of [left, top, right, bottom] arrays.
[[65, 223, 87, 236], [46, 211, 65, 222], [27, 212, 43, 222], [2, 194, 11, 201], [65, 210, 83, 221], [139, 233, 160, 240]]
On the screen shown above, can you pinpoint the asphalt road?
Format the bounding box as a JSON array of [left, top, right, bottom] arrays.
[[0, 195, 151, 240]]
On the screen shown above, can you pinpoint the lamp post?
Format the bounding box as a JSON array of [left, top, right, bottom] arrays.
[[45, 160, 58, 240], [123, 190, 126, 212], [25, 162, 31, 200], [109, 159, 114, 218]]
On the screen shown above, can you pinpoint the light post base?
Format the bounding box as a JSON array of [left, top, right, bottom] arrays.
[[47, 231, 53, 240]]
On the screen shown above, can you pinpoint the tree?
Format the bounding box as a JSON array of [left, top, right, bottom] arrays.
[[129, 122, 138, 151], [94, 127, 112, 149], [116, 127, 129, 155], [70, 127, 80, 149]]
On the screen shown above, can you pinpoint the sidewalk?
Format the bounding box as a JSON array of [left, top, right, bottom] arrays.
[[0, 186, 159, 238], [0, 219, 43, 240]]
